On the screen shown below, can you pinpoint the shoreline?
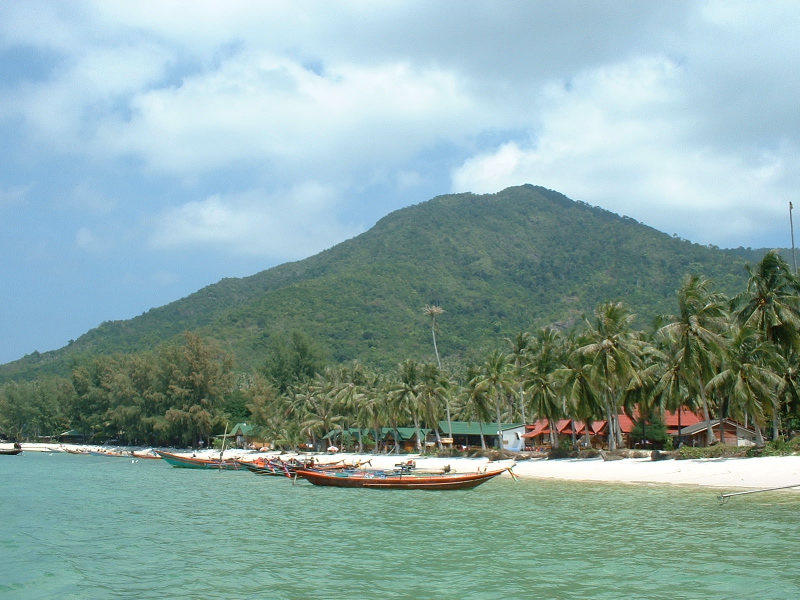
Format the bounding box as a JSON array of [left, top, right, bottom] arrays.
[[283, 451, 800, 491], [14, 443, 800, 491], [292, 452, 800, 491]]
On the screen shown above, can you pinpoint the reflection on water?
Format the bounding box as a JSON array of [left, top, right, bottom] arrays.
[[2, 453, 799, 599]]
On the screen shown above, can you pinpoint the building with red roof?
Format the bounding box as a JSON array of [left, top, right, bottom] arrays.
[[522, 408, 707, 450]]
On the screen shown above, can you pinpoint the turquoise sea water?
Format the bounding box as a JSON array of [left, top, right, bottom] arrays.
[[2, 452, 799, 600]]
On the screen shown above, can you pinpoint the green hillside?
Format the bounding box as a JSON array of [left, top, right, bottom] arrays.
[[1, 185, 761, 381]]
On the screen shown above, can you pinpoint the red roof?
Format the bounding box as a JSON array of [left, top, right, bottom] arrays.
[[663, 410, 704, 429], [523, 419, 604, 438], [523, 409, 704, 437], [522, 421, 548, 438]]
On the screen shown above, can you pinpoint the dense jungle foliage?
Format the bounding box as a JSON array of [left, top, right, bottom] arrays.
[[2, 250, 800, 452], [0, 185, 763, 383]]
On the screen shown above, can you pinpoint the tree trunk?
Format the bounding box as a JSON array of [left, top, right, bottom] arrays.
[[445, 400, 453, 443], [496, 403, 504, 451], [413, 418, 422, 453], [755, 423, 765, 447], [605, 396, 616, 451], [478, 422, 486, 450], [548, 418, 560, 449], [698, 376, 717, 445]]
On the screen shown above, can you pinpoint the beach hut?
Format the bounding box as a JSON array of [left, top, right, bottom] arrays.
[[213, 423, 259, 448], [437, 421, 525, 451], [522, 420, 604, 450], [678, 419, 757, 447], [381, 427, 428, 453], [58, 430, 86, 444]]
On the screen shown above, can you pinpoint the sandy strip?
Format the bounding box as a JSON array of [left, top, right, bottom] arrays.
[[21, 443, 800, 491], [289, 452, 800, 491], [509, 455, 800, 490]]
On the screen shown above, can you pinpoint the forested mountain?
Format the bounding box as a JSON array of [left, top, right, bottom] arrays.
[[0, 185, 766, 381]]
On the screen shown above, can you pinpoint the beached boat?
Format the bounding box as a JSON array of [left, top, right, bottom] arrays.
[[292, 465, 509, 490], [239, 457, 349, 478], [240, 458, 295, 477], [154, 450, 242, 470], [130, 449, 162, 460]]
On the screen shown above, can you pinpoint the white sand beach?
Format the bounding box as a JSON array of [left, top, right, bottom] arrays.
[[290, 452, 800, 491], [16, 443, 800, 491]]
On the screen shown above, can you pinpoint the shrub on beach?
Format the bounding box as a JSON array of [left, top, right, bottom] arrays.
[[677, 444, 749, 459], [747, 438, 800, 457], [547, 447, 572, 460]]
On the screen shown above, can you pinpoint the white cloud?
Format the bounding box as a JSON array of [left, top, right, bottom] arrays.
[[98, 54, 488, 180], [148, 183, 361, 259], [452, 56, 795, 247]]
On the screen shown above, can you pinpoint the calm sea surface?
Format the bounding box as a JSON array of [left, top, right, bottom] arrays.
[[2, 452, 799, 599]]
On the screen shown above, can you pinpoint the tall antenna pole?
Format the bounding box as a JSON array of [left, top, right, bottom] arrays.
[[791, 202, 798, 274]]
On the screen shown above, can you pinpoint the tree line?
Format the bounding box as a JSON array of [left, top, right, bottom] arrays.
[[1, 250, 799, 451]]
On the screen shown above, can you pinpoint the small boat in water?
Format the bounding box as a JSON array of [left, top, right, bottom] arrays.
[[292, 465, 510, 490], [0, 442, 23, 455], [130, 449, 162, 460], [154, 450, 242, 470]]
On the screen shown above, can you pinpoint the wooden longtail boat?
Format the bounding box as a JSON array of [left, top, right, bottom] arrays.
[[240, 459, 295, 478], [1, 442, 23, 455], [292, 466, 509, 490], [239, 458, 349, 478], [154, 450, 241, 470], [130, 450, 162, 460]]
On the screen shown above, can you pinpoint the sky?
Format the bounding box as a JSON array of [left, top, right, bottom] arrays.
[[2, 0, 800, 364]]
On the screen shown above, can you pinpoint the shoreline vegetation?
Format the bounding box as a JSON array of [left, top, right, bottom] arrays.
[[11, 443, 800, 493], [3, 249, 800, 468]]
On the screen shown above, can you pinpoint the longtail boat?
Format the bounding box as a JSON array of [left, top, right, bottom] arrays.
[[239, 458, 296, 477], [0, 448, 23, 456], [154, 450, 242, 470], [292, 465, 510, 490], [239, 457, 349, 478], [131, 449, 162, 460]]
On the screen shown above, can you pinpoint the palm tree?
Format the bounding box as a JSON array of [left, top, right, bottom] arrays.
[[354, 372, 387, 453], [707, 326, 785, 445], [473, 349, 515, 451], [777, 349, 800, 436], [391, 360, 424, 452], [650, 331, 693, 447], [423, 305, 445, 367], [384, 370, 410, 454], [459, 365, 493, 449], [733, 250, 800, 438], [418, 362, 449, 451], [507, 331, 532, 425], [658, 275, 728, 445], [525, 327, 564, 448], [423, 304, 452, 439], [332, 363, 367, 452], [621, 341, 666, 448], [555, 332, 602, 449], [576, 302, 647, 451], [733, 250, 800, 351]]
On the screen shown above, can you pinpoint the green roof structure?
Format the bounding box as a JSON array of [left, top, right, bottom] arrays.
[[437, 421, 524, 436]]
